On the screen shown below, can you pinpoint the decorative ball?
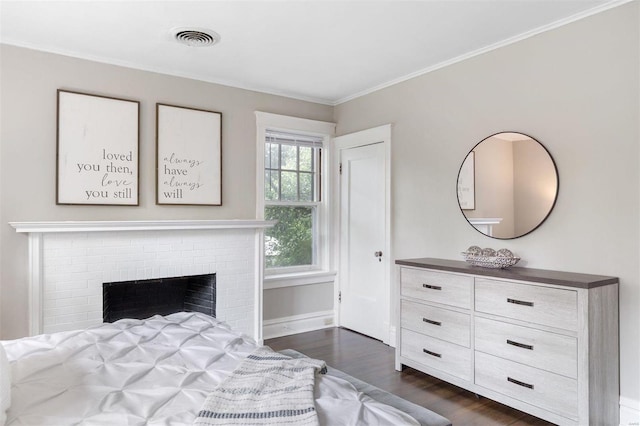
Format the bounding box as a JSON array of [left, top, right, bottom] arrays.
[[481, 248, 496, 257], [497, 249, 514, 258], [467, 246, 482, 255]]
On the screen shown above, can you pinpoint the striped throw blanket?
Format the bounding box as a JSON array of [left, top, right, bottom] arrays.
[[194, 346, 327, 426]]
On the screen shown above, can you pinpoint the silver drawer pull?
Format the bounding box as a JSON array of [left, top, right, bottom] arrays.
[[422, 348, 442, 358], [507, 298, 534, 307], [422, 284, 442, 290], [422, 318, 442, 326], [507, 339, 534, 350], [508, 377, 534, 390]]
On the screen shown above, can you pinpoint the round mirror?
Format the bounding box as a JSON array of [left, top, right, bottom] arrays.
[[457, 132, 558, 239]]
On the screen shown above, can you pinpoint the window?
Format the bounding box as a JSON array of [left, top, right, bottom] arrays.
[[256, 112, 334, 276], [264, 131, 322, 270]]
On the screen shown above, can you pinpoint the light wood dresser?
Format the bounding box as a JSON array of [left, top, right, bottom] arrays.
[[395, 258, 619, 426]]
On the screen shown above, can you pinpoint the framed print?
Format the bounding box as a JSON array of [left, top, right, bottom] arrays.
[[156, 103, 222, 205], [457, 151, 475, 210], [57, 90, 139, 205]]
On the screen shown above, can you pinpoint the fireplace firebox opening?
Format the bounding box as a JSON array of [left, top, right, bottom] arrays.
[[103, 273, 216, 323]]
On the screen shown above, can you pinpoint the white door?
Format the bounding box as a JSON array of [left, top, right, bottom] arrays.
[[338, 140, 387, 341]]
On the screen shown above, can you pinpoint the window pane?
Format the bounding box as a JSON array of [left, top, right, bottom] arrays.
[[299, 172, 313, 202], [265, 205, 314, 268], [281, 171, 298, 201], [299, 147, 312, 171], [269, 143, 280, 169], [265, 143, 272, 169], [265, 170, 279, 201], [281, 144, 297, 170]]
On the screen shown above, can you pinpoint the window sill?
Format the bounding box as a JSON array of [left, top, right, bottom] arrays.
[[264, 270, 337, 290]]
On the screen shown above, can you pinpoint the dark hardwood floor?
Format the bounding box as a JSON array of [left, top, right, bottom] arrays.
[[266, 327, 554, 426]]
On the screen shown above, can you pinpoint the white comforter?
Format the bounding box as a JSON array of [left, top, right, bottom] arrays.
[[3, 313, 419, 425]]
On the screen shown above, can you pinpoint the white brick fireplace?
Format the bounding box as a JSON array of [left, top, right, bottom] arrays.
[[10, 220, 273, 342]]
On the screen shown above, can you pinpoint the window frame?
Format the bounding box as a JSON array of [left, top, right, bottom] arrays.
[[256, 112, 335, 276]]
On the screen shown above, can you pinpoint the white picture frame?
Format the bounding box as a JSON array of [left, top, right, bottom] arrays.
[[156, 103, 222, 205], [57, 90, 139, 205]]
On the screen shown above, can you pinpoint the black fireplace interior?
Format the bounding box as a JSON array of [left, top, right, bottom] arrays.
[[103, 273, 216, 323]]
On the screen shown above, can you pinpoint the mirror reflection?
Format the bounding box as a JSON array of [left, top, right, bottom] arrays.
[[457, 132, 558, 239]]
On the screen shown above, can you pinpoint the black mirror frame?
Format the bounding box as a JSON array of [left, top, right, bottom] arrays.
[[456, 131, 560, 240]]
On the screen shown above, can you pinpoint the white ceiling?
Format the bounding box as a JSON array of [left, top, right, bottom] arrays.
[[0, 0, 623, 105]]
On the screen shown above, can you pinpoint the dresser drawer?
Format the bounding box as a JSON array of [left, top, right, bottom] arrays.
[[400, 268, 472, 309], [475, 278, 577, 330], [401, 328, 471, 381], [475, 317, 577, 378], [401, 300, 470, 347], [475, 352, 577, 420]]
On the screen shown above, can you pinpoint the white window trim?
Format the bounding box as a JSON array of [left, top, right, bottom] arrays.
[[255, 112, 336, 277]]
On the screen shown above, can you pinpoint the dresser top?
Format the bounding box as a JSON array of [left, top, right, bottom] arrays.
[[395, 258, 618, 289]]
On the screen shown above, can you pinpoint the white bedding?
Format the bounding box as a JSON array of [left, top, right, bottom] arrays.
[[2, 312, 419, 425]]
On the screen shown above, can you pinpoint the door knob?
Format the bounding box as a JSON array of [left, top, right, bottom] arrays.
[[374, 251, 383, 262]]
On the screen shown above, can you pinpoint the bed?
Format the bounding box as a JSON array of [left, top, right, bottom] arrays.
[[0, 312, 450, 425]]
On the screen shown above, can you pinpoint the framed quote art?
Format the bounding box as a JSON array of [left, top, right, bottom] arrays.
[[57, 90, 139, 205], [156, 103, 222, 205]]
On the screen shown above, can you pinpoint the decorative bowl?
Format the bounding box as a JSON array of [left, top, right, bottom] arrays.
[[461, 250, 520, 269]]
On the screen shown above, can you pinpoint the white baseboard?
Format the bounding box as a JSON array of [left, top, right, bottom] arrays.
[[263, 310, 335, 340], [620, 396, 640, 425]]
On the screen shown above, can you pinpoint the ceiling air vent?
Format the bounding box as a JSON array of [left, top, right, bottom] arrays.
[[172, 28, 220, 47]]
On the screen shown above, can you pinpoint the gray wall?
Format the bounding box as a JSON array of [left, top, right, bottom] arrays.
[[263, 283, 333, 320], [334, 2, 639, 406], [0, 44, 333, 339]]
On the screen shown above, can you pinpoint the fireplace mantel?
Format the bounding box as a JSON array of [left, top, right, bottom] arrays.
[[10, 219, 274, 340], [10, 219, 275, 233]]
